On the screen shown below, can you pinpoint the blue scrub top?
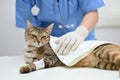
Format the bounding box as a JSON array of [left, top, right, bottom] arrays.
[[16, 0, 104, 40]]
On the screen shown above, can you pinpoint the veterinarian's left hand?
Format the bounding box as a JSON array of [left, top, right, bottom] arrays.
[[55, 26, 88, 55]]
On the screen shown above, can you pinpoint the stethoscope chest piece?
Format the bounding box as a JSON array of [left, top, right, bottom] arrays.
[[31, 5, 40, 16]]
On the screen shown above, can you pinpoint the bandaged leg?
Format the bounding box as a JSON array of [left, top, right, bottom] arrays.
[[34, 59, 45, 70]]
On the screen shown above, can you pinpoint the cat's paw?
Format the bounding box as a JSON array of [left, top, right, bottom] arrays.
[[19, 64, 36, 74], [20, 66, 30, 74]]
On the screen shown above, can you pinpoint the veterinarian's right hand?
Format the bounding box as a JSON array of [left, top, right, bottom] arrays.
[[24, 45, 37, 64]]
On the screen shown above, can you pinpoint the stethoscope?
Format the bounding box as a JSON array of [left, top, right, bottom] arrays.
[[31, 0, 74, 28]]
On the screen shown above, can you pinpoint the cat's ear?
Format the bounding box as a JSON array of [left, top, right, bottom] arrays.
[[46, 23, 54, 33], [26, 20, 33, 28]]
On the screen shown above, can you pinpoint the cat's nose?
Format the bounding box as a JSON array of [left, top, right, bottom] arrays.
[[36, 40, 40, 44]]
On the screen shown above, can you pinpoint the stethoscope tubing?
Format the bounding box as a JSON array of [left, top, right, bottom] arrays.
[[32, 0, 70, 28], [57, 0, 70, 26]]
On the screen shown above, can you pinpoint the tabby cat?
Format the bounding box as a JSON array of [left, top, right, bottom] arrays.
[[20, 20, 120, 74]]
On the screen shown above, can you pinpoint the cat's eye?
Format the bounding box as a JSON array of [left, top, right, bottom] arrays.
[[31, 35, 37, 38], [41, 36, 47, 39]]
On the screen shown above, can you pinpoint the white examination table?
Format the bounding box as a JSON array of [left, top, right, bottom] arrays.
[[0, 56, 119, 80]]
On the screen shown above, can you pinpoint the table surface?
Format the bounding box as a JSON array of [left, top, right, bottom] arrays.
[[0, 56, 119, 80]]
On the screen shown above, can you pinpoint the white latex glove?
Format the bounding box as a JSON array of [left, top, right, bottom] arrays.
[[55, 26, 89, 55], [24, 45, 37, 64]]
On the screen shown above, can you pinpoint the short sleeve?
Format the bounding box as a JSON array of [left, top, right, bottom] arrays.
[[78, 0, 105, 13], [16, 0, 39, 28]]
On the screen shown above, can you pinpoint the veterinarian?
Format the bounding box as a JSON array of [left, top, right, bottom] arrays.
[[16, 0, 104, 63]]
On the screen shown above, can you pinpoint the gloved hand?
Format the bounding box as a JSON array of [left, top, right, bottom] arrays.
[[55, 26, 89, 55], [24, 45, 37, 64]]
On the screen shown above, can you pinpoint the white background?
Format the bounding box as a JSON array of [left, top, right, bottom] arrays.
[[0, 0, 120, 56]]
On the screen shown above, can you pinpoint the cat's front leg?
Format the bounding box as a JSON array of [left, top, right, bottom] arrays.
[[20, 55, 59, 74], [20, 59, 45, 74]]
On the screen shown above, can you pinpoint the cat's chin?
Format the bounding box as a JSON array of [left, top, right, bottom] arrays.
[[35, 45, 42, 48], [34, 44, 43, 48]]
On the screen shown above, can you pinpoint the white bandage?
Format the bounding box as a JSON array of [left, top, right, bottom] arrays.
[[34, 59, 45, 70]]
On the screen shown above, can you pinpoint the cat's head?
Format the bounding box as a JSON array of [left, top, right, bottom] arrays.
[[25, 20, 54, 48]]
